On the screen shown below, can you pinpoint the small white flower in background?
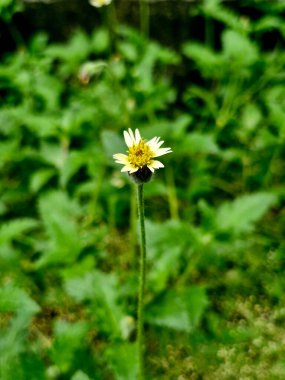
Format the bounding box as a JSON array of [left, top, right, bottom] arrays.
[[120, 315, 136, 340], [113, 128, 172, 183], [89, 0, 112, 8]]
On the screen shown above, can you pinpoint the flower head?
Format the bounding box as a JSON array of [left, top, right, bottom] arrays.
[[113, 128, 172, 183], [89, 0, 112, 8]]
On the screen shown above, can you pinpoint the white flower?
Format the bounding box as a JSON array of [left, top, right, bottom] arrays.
[[113, 128, 172, 174], [89, 0, 112, 8]]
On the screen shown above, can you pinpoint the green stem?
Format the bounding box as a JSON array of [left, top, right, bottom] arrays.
[[139, 0, 149, 38], [136, 184, 147, 380], [8, 22, 25, 48], [205, 16, 214, 49], [130, 185, 138, 268], [166, 167, 179, 220], [105, 0, 118, 50]]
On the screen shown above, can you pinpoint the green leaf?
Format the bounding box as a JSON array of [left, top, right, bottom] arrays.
[[0, 314, 43, 380], [241, 103, 262, 131], [29, 168, 56, 193], [39, 142, 65, 169], [36, 191, 83, 268], [264, 86, 285, 133], [64, 270, 124, 336], [254, 16, 285, 38], [101, 130, 126, 163], [0, 218, 38, 245], [0, 108, 59, 138], [170, 114, 193, 139], [148, 246, 181, 293], [202, 0, 250, 33], [216, 192, 278, 234], [60, 151, 87, 188], [146, 220, 191, 292], [106, 342, 138, 380], [32, 74, 62, 110], [0, 140, 18, 167], [222, 30, 258, 66], [118, 42, 138, 62], [0, 0, 23, 22], [183, 42, 222, 77], [71, 371, 93, 380], [51, 320, 89, 373], [181, 133, 220, 155], [91, 28, 110, 53], [146, 287, 208, 332], [64, 270, 116, 303], [46, 31, 90, 63], [0, 284, 40, 316]]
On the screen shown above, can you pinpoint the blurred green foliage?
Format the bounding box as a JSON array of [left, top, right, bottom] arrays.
[[0, 0, 22, 22], [0, 0, 285, 379]]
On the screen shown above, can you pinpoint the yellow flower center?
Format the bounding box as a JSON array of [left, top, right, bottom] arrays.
[[128, 140, 153, 168]]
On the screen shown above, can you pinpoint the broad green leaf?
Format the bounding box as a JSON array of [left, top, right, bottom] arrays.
[[106, 342, 138, 380], [181, 133, 220, 155], [46, 31, 90, 63], [254, 16, 285, 38], [216, 192, 278, 234], [29, 168, 56, 193], [64, 270, 123, 336], [146, 220, 192, 259], [222, 30, 258, 66], [145, 220, 191, 292], [148, 246, 181, 293], [0, 314, 44, 380], [51, 320, 89, 373], [0, 218, 38, 245], [36, 191, 82, 267], [241, 103, 262, 131], [118, 41, 138, 62], [39, 142, 65, 169], [0, 284, 40, 316], [146, 287, 208, 332], [60, 255, 96, 279], [101, 130, 126, 162], [59, 151, 87, 188], [202, 0, 250, 33], [91, 28, 110, 53], [183, 42, 222, 76], [264, 86, 285, 133], [72, 371, 93, 380], [0, 140, 18, 167]]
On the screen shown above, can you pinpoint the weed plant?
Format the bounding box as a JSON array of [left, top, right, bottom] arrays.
[[0, 0, 285, 379]]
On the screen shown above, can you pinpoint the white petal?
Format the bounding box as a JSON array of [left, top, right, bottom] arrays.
[[153, 147, 172, 157], [135, 129, 141, 144], [156, 140, 164, 148], [147, 136, 157, 144], [128, 128, 136, 145], [148, 140, 164, 152], [124, 130, 133, 147], [147, 165, 155, 172], [129, 167, 139, 173], [147, 141, 158, 151], [113, 153, 129, 164], [121, 165, 135, 172], [149, 160, 164, 169], [89, 0, 111, 8], [147, 137, 166, 151]]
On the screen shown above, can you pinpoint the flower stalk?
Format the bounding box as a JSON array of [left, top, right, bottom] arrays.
[[137, 183, 147, 380]]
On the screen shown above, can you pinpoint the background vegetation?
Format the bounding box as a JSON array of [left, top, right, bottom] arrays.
[[0, 0, 285, 379]]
